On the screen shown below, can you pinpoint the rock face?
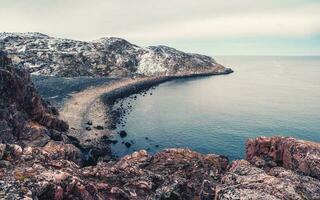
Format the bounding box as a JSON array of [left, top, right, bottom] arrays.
[[82, 149, 229, 199], [0, 50, 69, 147], [246, 136, 320, 179], [215, 136, 320, 200], [0, 32, 231, 77], [216, 160, 320, 200], [0, 147, 228, 199]]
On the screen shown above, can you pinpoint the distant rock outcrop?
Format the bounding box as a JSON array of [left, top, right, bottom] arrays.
[[0, 32, 231, 77]]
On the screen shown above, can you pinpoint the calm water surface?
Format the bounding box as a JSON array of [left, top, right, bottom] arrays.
[[112, 56, 320, 160]]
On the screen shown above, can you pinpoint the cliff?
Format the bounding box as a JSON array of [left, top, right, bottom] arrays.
[[0, 32, 232, 77], [0, 50, 70, 143]]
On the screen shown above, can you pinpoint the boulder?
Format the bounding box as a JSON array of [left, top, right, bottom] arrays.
[[216, 160, 320, 200], [246, 136, 320, 179]]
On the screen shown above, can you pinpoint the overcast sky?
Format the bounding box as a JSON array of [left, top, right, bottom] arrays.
[[1, 0, 319, 55]]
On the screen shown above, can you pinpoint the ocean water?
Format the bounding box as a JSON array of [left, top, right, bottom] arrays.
[[112, 56, 320, 160]]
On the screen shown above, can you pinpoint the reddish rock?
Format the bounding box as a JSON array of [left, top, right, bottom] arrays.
[[216, 159, 320, 199], [42, 141, 83, 166], [0, 51, 69, 147], [83, 148, 228, 199], [246, 136, 320, 179]]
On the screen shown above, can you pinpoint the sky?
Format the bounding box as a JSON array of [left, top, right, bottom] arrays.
[[0, 0, 319, 56]]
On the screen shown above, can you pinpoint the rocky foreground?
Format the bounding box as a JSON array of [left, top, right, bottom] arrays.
[[0, 51, 319, 199], [0, 32, 231, 77], [1, 137, 319, 199]]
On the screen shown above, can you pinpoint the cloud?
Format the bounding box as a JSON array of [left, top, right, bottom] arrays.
[[1, 0, 318, 41], [0, 0, 319, 55], [121, 4, 320, 40]]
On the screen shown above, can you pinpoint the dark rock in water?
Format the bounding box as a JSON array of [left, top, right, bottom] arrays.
[[125, 142, 131, 148], [155, 145, 159, 148], [94, 125, 104, 130], [119, 130, 127, 138], [85, 127, 92, 131], [86, 121, 93, 126], [109, 124, 116, 130], [105, 139, 118, 145], [145, 137, 149, 140], [101, 135, 108, 140]]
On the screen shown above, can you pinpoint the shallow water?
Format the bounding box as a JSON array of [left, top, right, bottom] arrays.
[[112, 56, 320, 160]]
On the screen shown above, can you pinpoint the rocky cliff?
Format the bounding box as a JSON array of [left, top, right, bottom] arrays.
[[0, 51, 69, 145], [0, 32, 231, 77], [0, 51, 84, 167]]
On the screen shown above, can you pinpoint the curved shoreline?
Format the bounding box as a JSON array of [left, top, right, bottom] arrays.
[[59, 68, 233, 159]]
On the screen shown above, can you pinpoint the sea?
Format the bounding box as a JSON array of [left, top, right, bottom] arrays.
[[110, 56, 320, 160]]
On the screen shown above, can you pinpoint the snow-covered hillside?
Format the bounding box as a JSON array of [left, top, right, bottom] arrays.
[[0, 32, 230, 77]]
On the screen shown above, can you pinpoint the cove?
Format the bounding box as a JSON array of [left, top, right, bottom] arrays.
[[111, 56, 320, 160]]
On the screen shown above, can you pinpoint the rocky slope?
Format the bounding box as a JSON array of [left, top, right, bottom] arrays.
[[0, 32, 231, 77], [217, 137, 320, 200], [0, 51, 69, 146], [0, 136, 319, 200]]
